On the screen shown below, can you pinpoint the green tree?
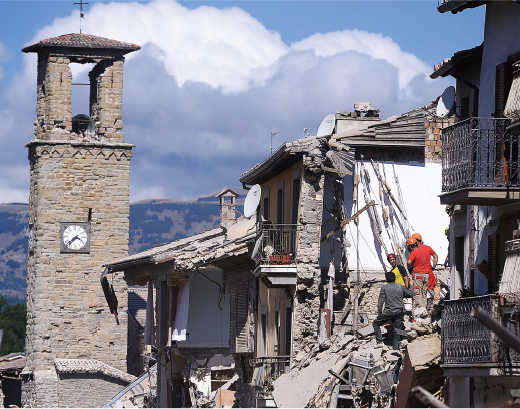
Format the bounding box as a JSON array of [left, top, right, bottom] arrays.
[[0, 296, 26, 355]]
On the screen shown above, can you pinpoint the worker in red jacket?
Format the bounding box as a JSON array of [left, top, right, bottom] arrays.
[[408, 234, 438, 310], [412, 233, 438, 309]]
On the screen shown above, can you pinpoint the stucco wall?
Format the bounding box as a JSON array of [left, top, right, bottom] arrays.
[[338, 161, 449, 273], [479, 1, 520, 117], [177, 268, 230, 346]]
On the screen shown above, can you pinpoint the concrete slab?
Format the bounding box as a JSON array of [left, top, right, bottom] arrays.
[[357, 323, 374, 336], [407, 335, 441, 370], [272, 353, 349, 407], [384, 350, 403, 363]]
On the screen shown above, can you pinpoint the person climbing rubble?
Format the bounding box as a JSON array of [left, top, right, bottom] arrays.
[[407, 234, 438, 310], [373, 272, 414, 350], [387, 253, 409, 288]]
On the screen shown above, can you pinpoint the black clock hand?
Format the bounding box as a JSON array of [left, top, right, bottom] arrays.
[[67, 235, 79, 246]]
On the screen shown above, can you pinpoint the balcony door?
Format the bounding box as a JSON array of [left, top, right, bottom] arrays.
[[257, 281, 293, 358]]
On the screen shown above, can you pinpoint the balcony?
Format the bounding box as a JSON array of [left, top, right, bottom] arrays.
[[251, 356, 291, 402], [253, 224, 298, 286], [441, 295, 520, 376], [440, 118, 520, 206]]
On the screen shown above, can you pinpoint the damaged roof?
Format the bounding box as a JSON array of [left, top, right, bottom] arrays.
[[54, 358, 136, 383], [437, 0, 487, 14], [105, 225, 255, 274], [430, 44, 483, 79], [0, 353, 26, 372], [240, 105, 428, 186], [334, 107, 427, 147]]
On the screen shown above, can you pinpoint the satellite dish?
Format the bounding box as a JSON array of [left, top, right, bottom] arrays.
[[244, 184, 261, 219], [317, 114, 336, 137], [436, 86, 456, 118]]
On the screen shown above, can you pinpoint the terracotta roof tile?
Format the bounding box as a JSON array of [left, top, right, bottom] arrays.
[[54, 358, 136, 383], [0, 353, 26, 372], [23, 33, 140, 53], [128, 286, 155, 329]]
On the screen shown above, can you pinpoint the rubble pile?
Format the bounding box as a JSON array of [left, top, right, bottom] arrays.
[[270, 298, 444, 408]]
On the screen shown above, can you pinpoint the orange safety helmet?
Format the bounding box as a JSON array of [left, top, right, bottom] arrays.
[[412, 233, 422, 242], [406, 237, 416, 246]]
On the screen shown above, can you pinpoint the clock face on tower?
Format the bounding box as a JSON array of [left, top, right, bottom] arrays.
[[60, 222, 91, 253]]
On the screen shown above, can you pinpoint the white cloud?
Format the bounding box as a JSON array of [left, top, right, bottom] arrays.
[[291, 30, 433, 100], [0, 0, 451, 203]]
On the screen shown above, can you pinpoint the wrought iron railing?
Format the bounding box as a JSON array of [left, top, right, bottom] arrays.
[[441, 117, 520, 192], [257, 224, 298, 265], [442, 295, 499, 364], [251, 356, 291, 398], [442, 294, 520, 368]]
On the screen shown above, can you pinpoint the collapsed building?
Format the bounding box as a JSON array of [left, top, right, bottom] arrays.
[[101, 101, 453, 407]]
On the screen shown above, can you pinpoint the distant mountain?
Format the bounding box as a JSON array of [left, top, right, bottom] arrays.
[[0, 188, 247, 302]]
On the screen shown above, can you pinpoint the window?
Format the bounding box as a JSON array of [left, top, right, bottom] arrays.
[[292, 170, 301, 225], [263, 188, 270, 221], [277, 180, 284, 224], [260, 305, 268, 356], [460, 96, 470, 120]]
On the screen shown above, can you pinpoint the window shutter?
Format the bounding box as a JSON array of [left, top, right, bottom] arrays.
[[488, 234, 498, 293], [496, 62, 508, 118], [235, 291, 249, 353]]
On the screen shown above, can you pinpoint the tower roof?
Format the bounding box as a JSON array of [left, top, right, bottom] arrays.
[[22, 33, 141, 54]]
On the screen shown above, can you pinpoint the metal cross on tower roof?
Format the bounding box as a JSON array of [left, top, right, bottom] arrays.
[[74, 0, 89, 33]]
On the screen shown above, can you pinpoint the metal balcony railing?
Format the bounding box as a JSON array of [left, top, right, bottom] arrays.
[[251, 356, 291, 397], [442, 295, 499, 364], [442, 295, 520, 366], [441, 118, 520, 192], [256, 224, 298, 265]]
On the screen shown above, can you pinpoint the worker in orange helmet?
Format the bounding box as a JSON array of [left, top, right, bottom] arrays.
[[412, 233, 422, 243], [407, 233, 438, 310]]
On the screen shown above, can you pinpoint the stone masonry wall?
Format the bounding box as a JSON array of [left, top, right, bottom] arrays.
[[89, 59, 125, 142], [424, 115, 454, 163], [25, 142, 132, 373], [293, 164, 325, 356], [36, 54, 73, 139], [57, 373, 128, 408]]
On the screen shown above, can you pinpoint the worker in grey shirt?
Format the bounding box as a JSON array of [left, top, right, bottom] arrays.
[[373, 271, 414, 350]]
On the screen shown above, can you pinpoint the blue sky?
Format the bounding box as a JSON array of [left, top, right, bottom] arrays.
[[0, 0, 485, 202]]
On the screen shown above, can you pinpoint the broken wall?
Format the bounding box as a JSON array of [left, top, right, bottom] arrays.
[[293, 164, 325, 355]]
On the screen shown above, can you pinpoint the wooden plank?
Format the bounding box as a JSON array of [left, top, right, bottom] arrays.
[[339, 285, 363, 323], [321, 201, 375, 242]]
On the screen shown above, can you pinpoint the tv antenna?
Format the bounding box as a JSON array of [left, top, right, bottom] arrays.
[[270, 130, 280, 154], [74, 0, 89, 33]]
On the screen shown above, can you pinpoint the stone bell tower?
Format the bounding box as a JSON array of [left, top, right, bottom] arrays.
[[22, 34, 140, 407]]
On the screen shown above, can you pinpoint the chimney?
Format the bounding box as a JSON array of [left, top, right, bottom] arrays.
[[216, 188, 240, 227]]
